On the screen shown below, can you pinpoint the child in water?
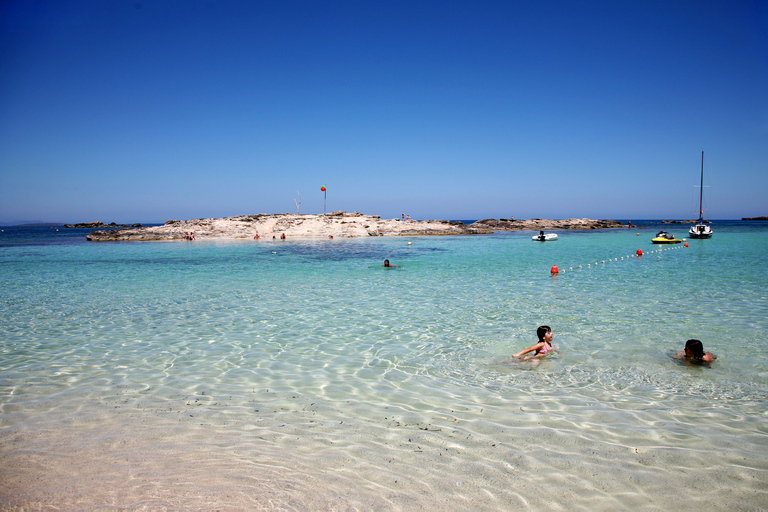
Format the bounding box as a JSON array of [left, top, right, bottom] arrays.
[[512, 326, 554, 359], [675, 339, 716, 363]]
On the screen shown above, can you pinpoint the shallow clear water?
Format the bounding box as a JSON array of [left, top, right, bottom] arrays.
[[1, 222, 767, 510]]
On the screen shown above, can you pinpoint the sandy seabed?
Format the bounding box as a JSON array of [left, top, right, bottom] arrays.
[[2, 401, 765, 512]]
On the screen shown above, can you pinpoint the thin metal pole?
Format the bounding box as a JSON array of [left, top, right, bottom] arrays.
[[699, 151, 704, 220]]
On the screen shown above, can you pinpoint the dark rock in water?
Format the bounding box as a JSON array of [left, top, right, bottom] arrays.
[[743, 216, 768, 220], [470, 218, 623, 231], [66, 221, 142, 229]]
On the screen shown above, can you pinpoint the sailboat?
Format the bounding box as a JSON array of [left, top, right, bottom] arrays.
[[689, 151, 713, 239]]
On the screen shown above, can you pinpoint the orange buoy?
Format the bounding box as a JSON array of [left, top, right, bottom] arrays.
[[684, 242, 689, 247], [551, 265, 559, 274], [636, 249, 643, 257]]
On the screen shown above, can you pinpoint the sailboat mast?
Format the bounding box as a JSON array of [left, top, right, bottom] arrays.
[[698, 151, 704, 222]]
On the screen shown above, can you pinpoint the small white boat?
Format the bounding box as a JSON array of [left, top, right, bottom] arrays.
[[532, 231, 558, 241], [689, 151, 713, 239]]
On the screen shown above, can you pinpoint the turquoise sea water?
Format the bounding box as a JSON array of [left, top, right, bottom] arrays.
[[1, 221, 767, 510]]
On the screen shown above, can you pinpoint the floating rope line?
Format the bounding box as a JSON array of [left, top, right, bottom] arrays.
[[551, 244, 688, 275]]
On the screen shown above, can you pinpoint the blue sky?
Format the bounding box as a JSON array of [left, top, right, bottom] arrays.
[[1, 1, 766, 223]]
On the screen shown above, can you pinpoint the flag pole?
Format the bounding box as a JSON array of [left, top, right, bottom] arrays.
[[321, 185, 327, 214]]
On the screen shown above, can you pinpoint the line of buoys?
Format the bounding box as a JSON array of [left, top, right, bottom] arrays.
[[551, 243, 688, 275]]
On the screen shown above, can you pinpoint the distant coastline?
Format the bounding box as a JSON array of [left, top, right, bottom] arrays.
[[64, 221, 142, 229], [661, 219, 710, 224], [742, 216, 768, 221]]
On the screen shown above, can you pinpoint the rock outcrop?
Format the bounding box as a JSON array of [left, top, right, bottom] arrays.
[[86, 212, 491, 241], [470, 218, 623, 231], [85, 213, 624, 241]]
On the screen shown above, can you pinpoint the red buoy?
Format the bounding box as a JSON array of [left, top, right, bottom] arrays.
[[551, 265, 559, 274], [636, 249, 643, 257], [684, 242, 689, 247]]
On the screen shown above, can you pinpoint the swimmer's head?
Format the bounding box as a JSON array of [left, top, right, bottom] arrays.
[[537, 325, 551, 341], [685, 339, 705, 359]]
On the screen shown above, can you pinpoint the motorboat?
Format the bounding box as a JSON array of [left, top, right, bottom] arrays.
[[689, 222, 712, 238], [652, 231, 683, 244], [533, 231, 558, 241], [689, 151, 713, 239]]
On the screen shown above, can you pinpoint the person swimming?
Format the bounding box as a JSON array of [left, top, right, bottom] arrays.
[[512, 325, 554, 359], [674, 339, 716, 363], [382, 259, 398, 268]]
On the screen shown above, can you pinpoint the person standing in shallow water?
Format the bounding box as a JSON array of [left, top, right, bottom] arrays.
[[512, 326, 554, 359]]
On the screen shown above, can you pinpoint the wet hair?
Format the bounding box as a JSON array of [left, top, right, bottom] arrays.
[[685, 339, 705, 359], [537, 325, 551, 342]]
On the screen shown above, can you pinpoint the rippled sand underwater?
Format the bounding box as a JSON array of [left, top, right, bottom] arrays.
[[1, 222, 767, 510]]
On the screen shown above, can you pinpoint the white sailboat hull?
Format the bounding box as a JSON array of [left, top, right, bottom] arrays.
[[689, 224, 713, 238], [690, 151, 713, 239]]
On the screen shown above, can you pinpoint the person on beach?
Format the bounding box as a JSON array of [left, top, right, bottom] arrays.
[[674, 339, 716, 363], [512, 326, 554, 359], [280, 233, 286, 240], [382, 259, 398, 268]]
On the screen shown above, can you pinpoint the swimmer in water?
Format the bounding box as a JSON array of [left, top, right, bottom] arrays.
[[674, 339, 716, 364], [512, 326, 553, 359], [382, 259, 398, 268]]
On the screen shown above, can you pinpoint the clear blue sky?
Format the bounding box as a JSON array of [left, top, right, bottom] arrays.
[[1, 1, 766, 223]]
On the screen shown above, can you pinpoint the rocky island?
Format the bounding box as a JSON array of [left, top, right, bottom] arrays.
[[85, 212, 624, 241]]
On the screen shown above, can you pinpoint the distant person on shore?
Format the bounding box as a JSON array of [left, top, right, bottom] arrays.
[[280, 233, 286, 240], [512, 326, 554, 359], [674, 339, 716, 364], [254, 234, 260, 240], [382, 259, 398, 268]]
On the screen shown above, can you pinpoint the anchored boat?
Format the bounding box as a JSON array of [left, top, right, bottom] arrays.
[[689, 151, 713, 239]]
